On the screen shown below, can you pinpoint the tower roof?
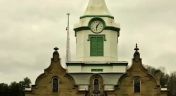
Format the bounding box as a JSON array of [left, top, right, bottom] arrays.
[[84, 0, 111, 16]]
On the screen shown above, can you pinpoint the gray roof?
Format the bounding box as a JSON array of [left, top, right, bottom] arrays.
[[84, 0, 111, 16]]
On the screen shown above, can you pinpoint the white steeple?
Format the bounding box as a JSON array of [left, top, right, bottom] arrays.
[[84, 0, 111, 16]]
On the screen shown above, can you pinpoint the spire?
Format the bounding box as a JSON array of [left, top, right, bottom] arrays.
[[133, 44, 140, 61], [52, 47, 60, 62], [84, 0, 111, 16]]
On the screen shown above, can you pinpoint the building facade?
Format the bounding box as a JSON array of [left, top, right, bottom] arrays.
[[25, 0, 168, 96]]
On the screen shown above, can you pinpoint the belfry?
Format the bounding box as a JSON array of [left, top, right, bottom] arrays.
[[25, 0, 168, 96]]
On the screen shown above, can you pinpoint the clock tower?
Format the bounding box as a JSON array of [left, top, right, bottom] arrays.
[[67, 0, 128, 93], [74, 0, 120, 62]]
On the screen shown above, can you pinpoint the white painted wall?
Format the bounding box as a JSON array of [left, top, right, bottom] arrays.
[[69, 73, 123, 91], [75, 17, 120, 62], [67, 65, 81, 73], [67, 64, 126, 73], [113, 66, 127, 73], [76, 29, 119, 61]]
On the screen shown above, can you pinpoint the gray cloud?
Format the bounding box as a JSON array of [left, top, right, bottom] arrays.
[[0, 0, 175, 84]]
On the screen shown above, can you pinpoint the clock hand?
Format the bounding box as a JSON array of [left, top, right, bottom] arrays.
[[96, 23, 100, 31]]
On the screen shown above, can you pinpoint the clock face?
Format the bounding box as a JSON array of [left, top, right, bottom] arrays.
[[90, 20, 104, 33]]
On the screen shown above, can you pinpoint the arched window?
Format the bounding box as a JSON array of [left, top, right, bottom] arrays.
[[90, 74, 104, 96], [134, 77, 140, 93], [93, 78, 100, 95], [52, 77, 59, 92], [93, 79, 99, 91]]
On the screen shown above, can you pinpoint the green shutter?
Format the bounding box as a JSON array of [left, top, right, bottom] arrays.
[[90, 37, 97, 56], [90, 36, 104, 56]]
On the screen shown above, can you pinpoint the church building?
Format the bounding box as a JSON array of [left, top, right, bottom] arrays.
[[25, 0, 168, 96]]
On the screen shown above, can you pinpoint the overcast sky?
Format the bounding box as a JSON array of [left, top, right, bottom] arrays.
[[0, 0, 176, 84]]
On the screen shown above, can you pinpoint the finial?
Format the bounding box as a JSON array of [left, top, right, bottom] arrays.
[[133, 43, 140, 61], [52, 47, 59, 62], [54, 47, 59, 51], [134, 43, 139, 51]]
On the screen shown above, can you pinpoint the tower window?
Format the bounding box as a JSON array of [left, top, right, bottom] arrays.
[[134, 78, 141, 93], [52, 77, 59, 92], [90, 36, 104, 56]]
